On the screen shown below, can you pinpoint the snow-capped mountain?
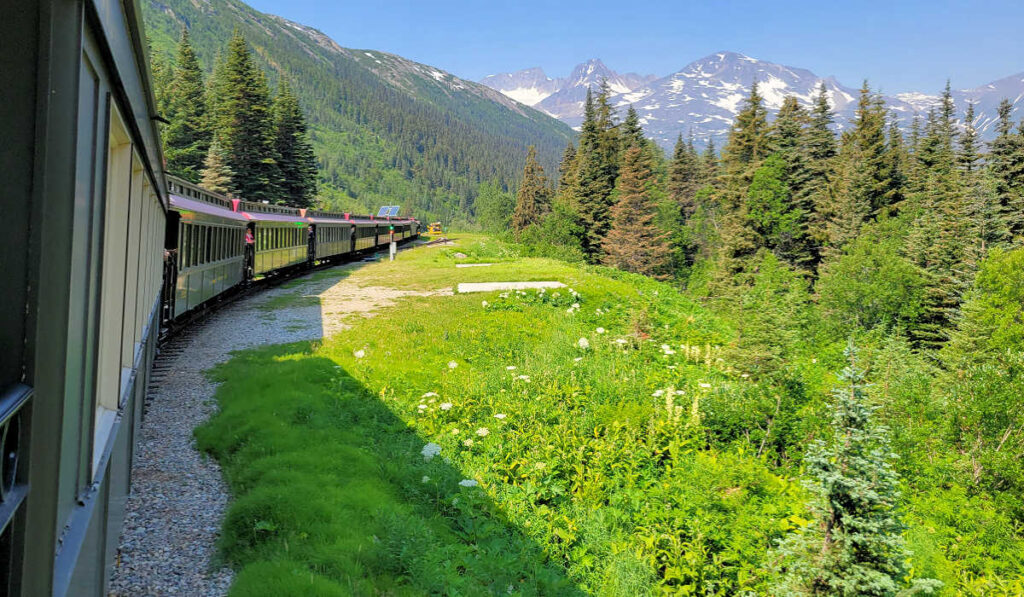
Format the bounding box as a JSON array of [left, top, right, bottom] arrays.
[[617, 51, 896, 148], [480, 59, 656, 123], [482, 51, 1024, 149]]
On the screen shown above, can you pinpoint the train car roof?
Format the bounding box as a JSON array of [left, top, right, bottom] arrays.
[[169, 194, 248, 222], [240, 211, 308, 223]]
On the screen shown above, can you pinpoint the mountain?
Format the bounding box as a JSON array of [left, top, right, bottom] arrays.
[[142, 0, 574, 224], [485, 51, 1024, 151], [480, 59, 656, 124], [896, 71, 1024, 136]]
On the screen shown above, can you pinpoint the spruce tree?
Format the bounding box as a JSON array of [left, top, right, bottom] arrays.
[[848, 82, 891, 217], [163, 28, 211, 182], [272, 78, 319, 207], [620, 106, 645, 152], [209, 30, 278, 202], [771, 97, 813, 222], [988, 99, 1024, 237], [200, 137, 234, 195], [575, 82, 620, 260], [745, 155, 810, 267], [511, 146, 551, 235], [958, 102, 982, 174], [701, 137, 719, 185], [602, 145, 673, 278], [668, 133, 701, 218], [802, 83, 838, 252], [773, 343, 940, 596]]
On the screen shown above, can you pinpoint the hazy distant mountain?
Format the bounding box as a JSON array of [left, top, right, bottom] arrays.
[[484, 51, 1024, 149], [480, 59, 656, 123]]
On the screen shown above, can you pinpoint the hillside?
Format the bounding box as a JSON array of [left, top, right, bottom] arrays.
[[142, 0, 574, 223]]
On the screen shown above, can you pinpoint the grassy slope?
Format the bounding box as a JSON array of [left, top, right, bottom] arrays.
[[197, 236, 1022, 595]]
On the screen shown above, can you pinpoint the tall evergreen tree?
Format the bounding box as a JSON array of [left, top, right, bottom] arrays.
[[988, 99, 1024, 237], [771, 97, 812, 214], [163, 28, 211, 182], [958, 102, 982, 174], [773, 343, 939, 596], [668, 133, 701, 218], [575, 82, 620, 260], [848, 82, 891, 217], [602, 145, 673, 278], [511, 146, 552, 235], [208, 30, 278, 202], [701, 137, 719, 185], [721, 82, 771, 177], [802, 83, 838, 252], [272, 78, 319, 207], [745, 155, 811, 267], [620, 106, 645, 151]]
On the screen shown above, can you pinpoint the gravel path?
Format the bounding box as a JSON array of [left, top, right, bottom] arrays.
[[110, 261, 445, 596]]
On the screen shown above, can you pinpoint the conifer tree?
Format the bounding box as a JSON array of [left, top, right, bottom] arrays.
[[847, 82, 891, 217], [958, 102, 982, 174], [620, 106, 645, 152], [163, 28, 211, 182], [745, 155, 811, 267], [722, 82, 771, 175], [511, 146, 551, 235], [200, 137, 234, 195], [602, 145, 673, 278], [802, 83, 838, 251], [668, 133, 701, 218], [272, 78, 319, 207], [701, 137, 719, 185], [557, 141, 578, 193], [575, 82, 620, 260], [209, 30, 278, 202], [988, 99, 1024, 236], [773, 343, 939, 596], [771, 97, 813, 217]]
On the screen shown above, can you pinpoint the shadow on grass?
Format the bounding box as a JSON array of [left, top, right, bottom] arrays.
[[196, 342, 585, 596]]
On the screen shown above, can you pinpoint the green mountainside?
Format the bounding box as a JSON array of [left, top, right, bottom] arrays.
[[143, 0, 574, 223]]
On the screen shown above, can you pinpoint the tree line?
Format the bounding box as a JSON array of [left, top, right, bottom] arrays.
[[153, 28, 318, 207]]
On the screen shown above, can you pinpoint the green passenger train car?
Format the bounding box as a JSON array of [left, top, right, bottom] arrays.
[[0, 1, 167, 595]]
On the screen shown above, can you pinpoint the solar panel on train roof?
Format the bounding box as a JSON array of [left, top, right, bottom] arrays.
[[376, 206, 390, 217], [387, 206, 401, 217]]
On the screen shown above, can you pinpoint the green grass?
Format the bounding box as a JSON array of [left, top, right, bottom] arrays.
[[197, 235, 1023, 595]]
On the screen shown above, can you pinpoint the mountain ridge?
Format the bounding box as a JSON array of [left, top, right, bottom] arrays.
[[482, 51, 1024, 149]]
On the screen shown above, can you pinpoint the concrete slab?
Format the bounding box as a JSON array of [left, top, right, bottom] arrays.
[[455, 263, 493, 268], [456, 281, 566, 293]]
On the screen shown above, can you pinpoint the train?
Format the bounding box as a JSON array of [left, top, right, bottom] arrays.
[[1, 1, 416, 595], [163, 175, 419, 323]]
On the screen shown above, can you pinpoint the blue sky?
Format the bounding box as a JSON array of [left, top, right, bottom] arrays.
[[247, 0, 1024, 94]]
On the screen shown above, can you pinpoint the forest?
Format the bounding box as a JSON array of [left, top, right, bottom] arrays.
[[470, 79, 1024, 592]]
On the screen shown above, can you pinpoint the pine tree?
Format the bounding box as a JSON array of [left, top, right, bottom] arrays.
[[771, 97, 813, 220], [773, 342, 940, 596], [511, 146, 551, 234], [668, 133, 701, 218], [163, 28, 211, 182], [576, 82, 620, 260], [602, 145, 673, 278], [958, 102, 982, 174], [556, 141, 578, 194], [272, 78, 319, 207], [988, 99, 1024, 237], [722, 82, 771, 176], [620, 106, 645, 151], [200, 137, 234, 195], [701, 137, 719, 185], [848, 82, 891, 217], [802, 83, 838, 253], [208, 30, 278, 202]]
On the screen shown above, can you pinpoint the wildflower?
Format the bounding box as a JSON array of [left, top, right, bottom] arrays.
[[440, 402, 453, 410], [422, 476, 430, 483], [458, 479, 479, 487], [422, 391, 439, 398], [448, 361, 458, 369], [451, 428, 460, 434], [652, 389, 665, 397], [476, 427, 489, 437], [462, 438, 474, 447], [517, 374, 531, 382], [615, 338, 627, 345], [699, 382, 711, 389], [574, 357, 583, 362], [417, 404, 427, 411], [354, 349, 365, 359], [661, 344, 676, 355], [577, 337, 590, 349], [675, 390, 685, 395], [596, 327, 606, 334], [534, 462, 547, 470], [499, 292, 509, 298], [482, 300, 489, 308], [494, 413, 507, 419], [572, 303, 580, 309], [741, 373, 750, 379], [420, 442, 441, 461], [506, 365, 516, 370]]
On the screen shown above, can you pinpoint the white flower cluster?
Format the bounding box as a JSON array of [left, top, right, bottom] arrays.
[[421, 442, 441, 461], [661, 344, 676, 356], [458, 479, 479, 487], [354, 349, 365, 359], [448, 361, 458, 369], [577, 337, 590, 349], [440, 402, 453, 410]]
